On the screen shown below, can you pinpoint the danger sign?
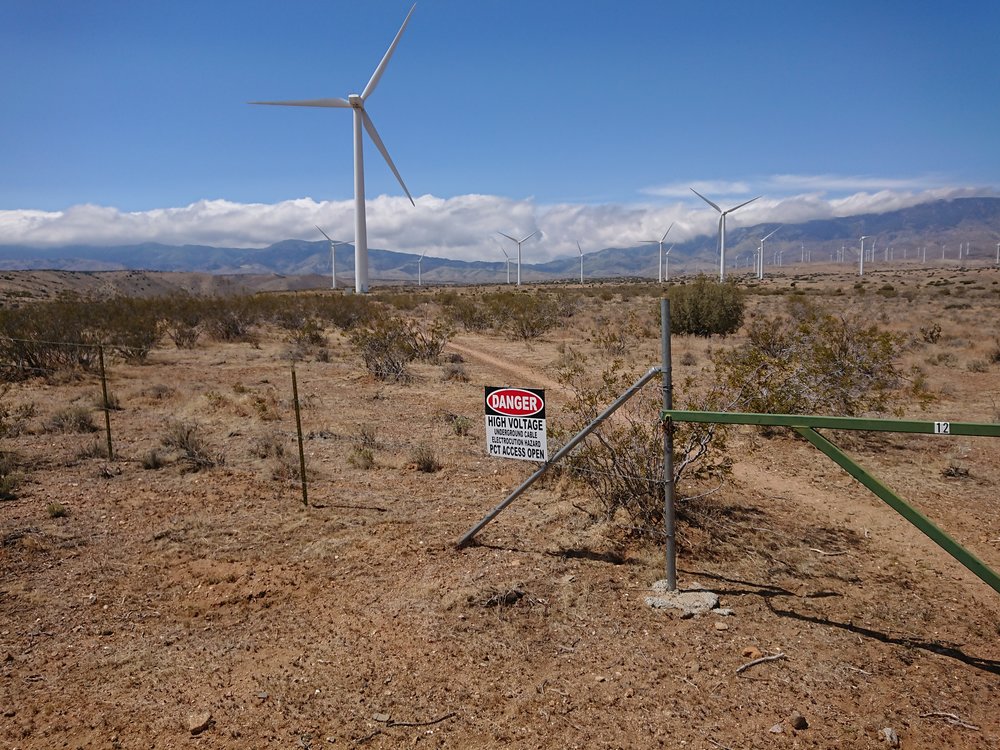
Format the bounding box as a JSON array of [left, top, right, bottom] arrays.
[[485, 386, 547, 463]]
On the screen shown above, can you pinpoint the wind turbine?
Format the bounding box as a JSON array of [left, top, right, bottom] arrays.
[[664, 244, 675, 281], [690, 189, 760, 281], [859, 235, 869, 276], [417, 249, 427, 286], [498, 230, 538, 287], [251, 5, 417, 295], [757, 226, 780, 280], [316, 225, 350, 290], [493, 238, 512, 284], [576, 241, 584, 284], [642, 222, 675, 283]]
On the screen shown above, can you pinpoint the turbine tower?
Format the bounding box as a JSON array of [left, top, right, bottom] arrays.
[[576, 241, 584, 284], [417, 249, 427, 286], [498, 230, 538, 287], [316, 225, 349, 290], [664, 244, 675, 281], [252, 5, 417, 294], [642, 222, 675, 283], [690, 189, 760, 281], [493, 238, 512, 284], [757, 226, 780, 280], [859, 235, 869, 276]]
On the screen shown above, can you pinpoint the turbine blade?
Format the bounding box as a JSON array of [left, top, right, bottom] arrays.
[[520, 230, 538, 243], [660, 221, 675, 242], [690, 188, 721, 213], [666, 244, 674, 256], [577, 241, 583, 256], [316, 225, 333, 242], [362, 4, 417, 100], [763, 226, 781, 241], [498, 232, 518, 243], [726, 195, 761, 214], [362, 110, 415, 206], [250, 98, 351, 108]]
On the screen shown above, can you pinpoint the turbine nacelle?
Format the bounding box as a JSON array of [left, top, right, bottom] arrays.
[[348, 94, 364, 108]]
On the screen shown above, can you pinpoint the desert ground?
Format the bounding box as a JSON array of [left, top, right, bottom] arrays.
[[1, 264, 999, 749]]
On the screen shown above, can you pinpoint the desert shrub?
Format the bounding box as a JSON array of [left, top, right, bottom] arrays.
[[410, 443, 441, 473], [0, 300, 99, 379], [47, 502, 68, 518], [203, 297, 262, 343], [445, 413, 472, 436], [666, 276, 744, 337], [0, 452, 21, 500], [558, 357, 730, 536], [591, 310, 649, 355], [966, 359, 989, 373], [0, 385, 35, 437], [76, 440, 109, 459], [712, 297, 925, 416], [311, 293, 372, 330], [160, 296, 204, 349], [919, 323, 942, 344], [357, 425, 378, 449], [348, 446, 376, 469], [501, 292, 566, 339], [347, 312, 450, 380], [95, 298, 160, 362], [161, 420, 217, 472], [141, 449, 165, 470], [444, 296, 492, 332], [441, 362, 469, 382], [46, 406, 98, 434], [989, 340, 1000, 364]]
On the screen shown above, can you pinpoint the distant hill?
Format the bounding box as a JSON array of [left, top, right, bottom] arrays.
[[1, 197, 997, 284]]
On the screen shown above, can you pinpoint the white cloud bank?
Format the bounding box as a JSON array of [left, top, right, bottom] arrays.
[[0, 178, 992, 263]]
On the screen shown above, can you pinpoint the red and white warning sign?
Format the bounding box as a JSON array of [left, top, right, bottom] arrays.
[[485, 386, 547, 462]]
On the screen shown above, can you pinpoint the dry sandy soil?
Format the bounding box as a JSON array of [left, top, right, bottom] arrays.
[[1, 265, 999, 749]]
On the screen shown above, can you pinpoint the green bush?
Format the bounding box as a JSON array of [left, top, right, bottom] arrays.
[[666, 276, 744, 337], [712, 297, 926, 416]]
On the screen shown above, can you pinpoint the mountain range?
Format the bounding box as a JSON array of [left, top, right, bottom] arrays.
[[1, 197, 998, 285]]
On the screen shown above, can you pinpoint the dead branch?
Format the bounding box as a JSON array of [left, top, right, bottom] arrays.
[[387, 712, 457, 728], [736, 652, 787, 674], [919, 712, 980, 731], [809, 548, 848, 557]]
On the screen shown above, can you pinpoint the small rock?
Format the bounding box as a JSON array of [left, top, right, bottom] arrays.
[[741, 647, 763, 659], [769, 723, 784, 734], [187, 711, 213, 736], [714, 608, 734, 616], [789, 711, 808, 730], [714, 621, 729, 631], [595, 675, 607, 683], [880, 727, 900, 747], [372, 713, 391, 723], [645, 583, 719, 616]]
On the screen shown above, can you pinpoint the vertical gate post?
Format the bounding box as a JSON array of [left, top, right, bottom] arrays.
[[661, 298, 676, 590], [98, 345, 114, 461]]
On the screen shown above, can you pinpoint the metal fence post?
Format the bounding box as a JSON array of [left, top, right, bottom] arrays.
[[661, 298, 676, 590], [98, 345, 114, 460], [291, 365, 308, 508]]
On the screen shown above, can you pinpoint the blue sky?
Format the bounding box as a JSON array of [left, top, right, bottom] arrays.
[[1, 0, 997, 261]]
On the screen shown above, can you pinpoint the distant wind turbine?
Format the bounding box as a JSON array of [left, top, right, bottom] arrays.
[[664, 244, 675, 281], [642, 222, 675, 283], [316, 226, 349, 290], [251, 5, 417, 294], [493, 238, 512, 284], [417, 249, 427, 286], [498, 230, 538, 287], [576, 241, 584, 284], [690, 189, 760, 281], [859, 236, 869, 276], [757, 226, 780, 280]]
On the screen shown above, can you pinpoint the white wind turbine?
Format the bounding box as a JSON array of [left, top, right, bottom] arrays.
[[690, 189, 760, 281], [642, 222, 675, 283], [493, 238, 512, 284], [417, 249, 427, 286], [576, 241, 584, 284], [757, 226, 780, 280], [316, 225, 350, 289], [859, 235, 869, 276], [498, 230, 538, 287], [252, 5, 417, 295]]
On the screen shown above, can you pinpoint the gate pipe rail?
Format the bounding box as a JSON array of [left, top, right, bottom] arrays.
[[457, 366, 661, 548], [664, 409, 1000, 596]]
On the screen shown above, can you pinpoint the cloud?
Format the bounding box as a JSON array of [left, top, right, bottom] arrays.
[[0, 182, 993, 263]]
